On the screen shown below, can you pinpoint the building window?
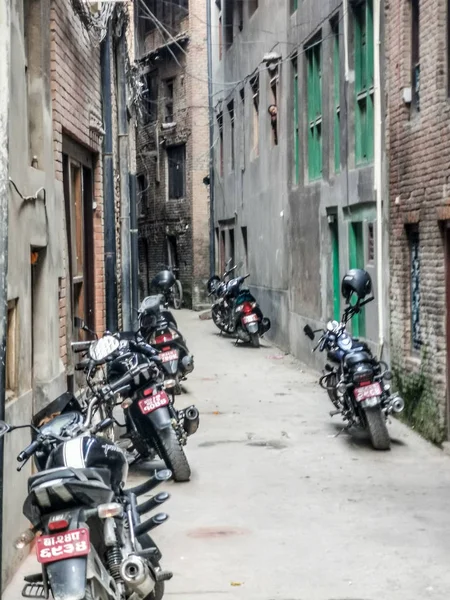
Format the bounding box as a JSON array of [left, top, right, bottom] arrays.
[[291, 0, 298, 14], [238, 0, 243, 30], [140, 0, 157, 36], [411, 0, 420, 111], [143, 71, 158, 124], [241, 226, 248, 271], [354, 0, 374, 164], [137, 174, 148, 214], [249, 0, 258, 17], [6, 299, 18, 396], [239, 87, 245, 170], [164, 78, 174, 123], [292, 55, 300, 185], [367, 222, 374, 262], [167, 145, 186, 199], [227, 99, 235, 171], [269, 67, 279, 146], [225, 0, 234, 49], [250, 75, 259, 158], [306, 37, 322, 181], [217, 112, 224, 177], [229, 228, 235, 267], [332, 19, 340, 173], [329, 219, 340, 321], [409, 228, 421, 351]]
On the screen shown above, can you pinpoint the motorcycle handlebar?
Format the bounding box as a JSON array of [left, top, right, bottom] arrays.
[[17, 439, 41, 462]]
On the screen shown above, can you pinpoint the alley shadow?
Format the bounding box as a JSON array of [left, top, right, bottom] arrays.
[[328, 421, 408, 450]]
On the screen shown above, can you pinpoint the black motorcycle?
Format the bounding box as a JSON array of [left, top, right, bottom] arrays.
[[0, 378, 173, 600], [138, 295, 194, 395], [304, 277, 404, 450], [207, 263, 271, 347], [77, 332, 199, 482], [151, 266, 183, 310]]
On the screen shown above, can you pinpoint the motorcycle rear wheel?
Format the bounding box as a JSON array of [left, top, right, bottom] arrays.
[[365, 406, 390, 451], [172, 280, 183, 310], [157, 426, 191, 482], [249, 332, 260, 348]]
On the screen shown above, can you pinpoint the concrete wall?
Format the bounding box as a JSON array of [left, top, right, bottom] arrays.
[[136, 0, 210, 310], [212, 0, 389, 371]]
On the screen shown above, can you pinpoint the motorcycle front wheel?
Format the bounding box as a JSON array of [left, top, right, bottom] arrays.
[[157, 426, 191, 482], [364, 406, 390, 450]]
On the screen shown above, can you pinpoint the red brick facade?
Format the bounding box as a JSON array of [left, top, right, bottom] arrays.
[[386, 0, 450, 442]]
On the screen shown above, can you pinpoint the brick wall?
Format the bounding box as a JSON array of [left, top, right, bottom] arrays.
[[136, 0, 210, 309], [50, 0, 105, 362], [386, 0, 450, 442]]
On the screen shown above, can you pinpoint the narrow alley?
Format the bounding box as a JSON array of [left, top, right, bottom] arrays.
[[114, 313, 450, 599]]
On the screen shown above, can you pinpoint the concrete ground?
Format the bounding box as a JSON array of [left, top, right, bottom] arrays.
[[4, 309, 450, 599]]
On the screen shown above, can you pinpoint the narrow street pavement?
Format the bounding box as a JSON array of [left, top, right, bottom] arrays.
[[5, 310, 450, 600]]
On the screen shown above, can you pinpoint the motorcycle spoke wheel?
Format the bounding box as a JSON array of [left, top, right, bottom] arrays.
[[172, 280, 183, 310], [157, 426, 191, 482]]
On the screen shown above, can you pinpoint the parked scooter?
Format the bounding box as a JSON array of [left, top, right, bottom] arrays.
[[0, 369, 173, 600], [304, 269, 404, 450]]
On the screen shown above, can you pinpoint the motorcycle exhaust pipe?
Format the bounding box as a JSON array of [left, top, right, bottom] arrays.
[[137, 491, 170, 515], [389, 394, 405, 414], [134, 513, 169, 537], [126, 469, 172, 497], [259, 317, 271, 335], [120, 556, 155, 598], [181, 354, 194, 374], [183, 406, 200, 437]]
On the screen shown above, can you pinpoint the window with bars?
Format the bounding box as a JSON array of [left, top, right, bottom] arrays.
[[137, 174, 148, 214], [217, 112, 224, 176], [225, 0, 234, 48], [411, 0, 420, 111], [332, 19, 340, 172], [306, 37, 322, 181], [291, 0, 298, 14], [164, 78, 174, 123], [409, 227, 421, 352], [167, 145, 186, 199], [354, 0, 374, 164], [292, 55, 300, 185], [227, 99, 235, 171], [269, 68, 279, 146], [250, 75, 259, 159], [367, 222, 374, 262], [142, 71, 158, 124]]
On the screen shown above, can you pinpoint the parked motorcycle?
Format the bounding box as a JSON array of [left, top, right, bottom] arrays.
[[0, 368, 173, 600], [207, 261, 271, 347], [138, 295, 194, 394], [304, 269, 404, 450], [82, 332, 198, 482], [151, 266, 183, 310]]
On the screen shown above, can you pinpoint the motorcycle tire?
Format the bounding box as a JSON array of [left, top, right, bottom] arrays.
[[249, 332, 260, 348], [364, 406, 391, 451], [172, 280, 183, 310], [212, 305, 228, 332], [326, 372, 340, 407], [157, 426, 191, 482]]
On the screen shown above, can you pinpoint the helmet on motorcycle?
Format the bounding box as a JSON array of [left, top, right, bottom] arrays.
[[207, 275, 221, 294], [341, 269, 372, 303]]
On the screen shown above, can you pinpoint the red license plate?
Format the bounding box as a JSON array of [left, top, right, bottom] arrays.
[[354, 382, 382, 402], [243, 314, 258, 324], [138, 391, 170, 415], [36, 528, 90, 564], [160, 349, 179, 363]]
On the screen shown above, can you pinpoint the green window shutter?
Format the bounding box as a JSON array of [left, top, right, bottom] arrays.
[[354, 0, 374, 164], [293, 58, 300, 185], [331, 222, 340, 321], [333, 26, 340, 172], [348, 221, 366, 338], [307, 41, 322, 180]]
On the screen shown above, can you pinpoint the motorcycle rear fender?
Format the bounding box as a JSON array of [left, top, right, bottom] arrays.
[[162, 359, 178, 376], [46, 557, 87, 600], [146, 405, 172, 431]]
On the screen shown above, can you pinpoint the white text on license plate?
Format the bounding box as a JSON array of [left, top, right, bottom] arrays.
[[243, 314, 258, 324], [354, 382, 382, 402], [36, 528, 90, 564], [160, 350, 179, 363], [138, 391, 170, 415]]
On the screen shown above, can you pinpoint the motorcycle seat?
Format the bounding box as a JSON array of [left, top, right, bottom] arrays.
[[28, 467, 112, 491], [139, 295, 163, 315], [344, 351, 372, 367]]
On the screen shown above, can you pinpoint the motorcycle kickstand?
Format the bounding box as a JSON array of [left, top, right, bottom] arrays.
[[334, 424, 350, 438]]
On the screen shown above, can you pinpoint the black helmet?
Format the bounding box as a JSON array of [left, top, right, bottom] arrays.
[[341, 269, 372, 303], [207, 275, 221, 294]]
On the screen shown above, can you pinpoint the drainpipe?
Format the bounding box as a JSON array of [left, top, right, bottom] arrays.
[[0, 0, 10, 586], [117, 33, 132, 331], [129, 173, 139, 330], [206, 0, 215, 276], [101, 27, 118, 332], [373, 0, 384, 357]]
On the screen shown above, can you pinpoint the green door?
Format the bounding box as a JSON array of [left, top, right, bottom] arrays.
[[348, 221, 365, 337], [330, 222, 340, 321]]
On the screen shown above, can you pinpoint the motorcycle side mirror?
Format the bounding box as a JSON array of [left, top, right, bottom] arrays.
[[303, 325, 315, 340], [0, 420, 11, 438]]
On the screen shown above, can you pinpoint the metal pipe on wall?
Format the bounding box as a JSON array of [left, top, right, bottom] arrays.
[[373, 0, 384, 356], [129, 173, 139, 330], [0, 0, 10, 585], [101, 27, 118, 332], [206, 0, 216, 276], [117, 33, 132, 331]]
